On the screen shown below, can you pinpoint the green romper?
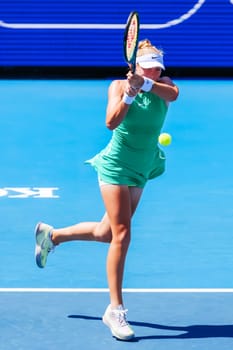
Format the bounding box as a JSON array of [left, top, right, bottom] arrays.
[[87, 91, 168, 188]]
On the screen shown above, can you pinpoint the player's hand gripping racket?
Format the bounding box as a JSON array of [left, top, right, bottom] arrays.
[[123, 11, 140, 73]]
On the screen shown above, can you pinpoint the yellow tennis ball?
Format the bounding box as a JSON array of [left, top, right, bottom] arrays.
[[158, 133, 172, 146]]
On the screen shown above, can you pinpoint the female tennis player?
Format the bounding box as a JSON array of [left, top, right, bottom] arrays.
[[35, 39, 179, 341]]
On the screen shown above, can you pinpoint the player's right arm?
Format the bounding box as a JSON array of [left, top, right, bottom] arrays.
[[105, 80, 128, 130], [106, 79, 137, 130]]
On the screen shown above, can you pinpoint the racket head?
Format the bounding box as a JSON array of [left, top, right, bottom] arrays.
[[123, 11, 140, 73]]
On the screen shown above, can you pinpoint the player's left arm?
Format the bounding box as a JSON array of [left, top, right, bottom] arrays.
[[151, 76, 179, 102]]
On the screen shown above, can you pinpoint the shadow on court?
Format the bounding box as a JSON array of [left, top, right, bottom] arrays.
[[68, 315, 233, 341]]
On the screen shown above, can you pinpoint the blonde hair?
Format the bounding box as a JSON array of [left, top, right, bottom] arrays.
[[137, 39, 163, 57]]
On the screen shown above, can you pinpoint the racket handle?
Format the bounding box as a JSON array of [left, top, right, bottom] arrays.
[[128, 63, 135, 73]]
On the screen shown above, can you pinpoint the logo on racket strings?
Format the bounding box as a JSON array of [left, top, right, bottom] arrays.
[[127, 18, 137, 54]]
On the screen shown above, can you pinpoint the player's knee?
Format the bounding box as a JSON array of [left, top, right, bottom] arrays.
[[112, 225, 131, 247]]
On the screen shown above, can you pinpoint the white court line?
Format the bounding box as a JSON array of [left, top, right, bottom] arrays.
[[1, 288, 233, 293], [0, 0, 206, 30]]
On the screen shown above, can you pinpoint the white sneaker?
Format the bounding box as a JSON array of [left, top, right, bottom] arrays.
[[102, 304, 135, 341], [35, 222, 54, 268]]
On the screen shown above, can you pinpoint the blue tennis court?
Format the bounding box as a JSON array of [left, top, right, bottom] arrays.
[[0, 79, 233, 349]]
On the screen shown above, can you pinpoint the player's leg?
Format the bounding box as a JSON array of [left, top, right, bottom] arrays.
[[51, 214, 112, 244], [35, 217, 112, 268], [38, 184, 143, 246], [52, 184, 143, 242], [100, 185, 143, 305], [101, 184, 143, 340], [101, 185, 131, 307], [35, 186, 143, 269]]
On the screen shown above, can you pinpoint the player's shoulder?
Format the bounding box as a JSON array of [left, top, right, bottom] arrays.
[[158, 75, 178, 88], [158, 76, 173, 84], [110, 79, 126, 88], [108, 79, 126, 93]]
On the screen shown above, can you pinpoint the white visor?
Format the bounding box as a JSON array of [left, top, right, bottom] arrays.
[[136, 53, 165, 70]]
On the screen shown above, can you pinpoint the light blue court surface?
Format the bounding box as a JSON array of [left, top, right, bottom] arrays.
[[0, 79, 233, 349]]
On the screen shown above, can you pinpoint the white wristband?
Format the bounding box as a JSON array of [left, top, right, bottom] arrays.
[[122, 92, 135, 105], [141, 77, 154, 92]]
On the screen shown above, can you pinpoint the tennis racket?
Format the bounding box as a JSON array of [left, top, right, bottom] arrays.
[[123, 11, 140, 73]]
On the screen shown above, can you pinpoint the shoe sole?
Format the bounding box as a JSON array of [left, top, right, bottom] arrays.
[[34, 222, 45, 268], [102, 315, 135, 341]]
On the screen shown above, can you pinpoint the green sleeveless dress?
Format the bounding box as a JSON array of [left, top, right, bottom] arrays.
[[87, 91, 168, 188]]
